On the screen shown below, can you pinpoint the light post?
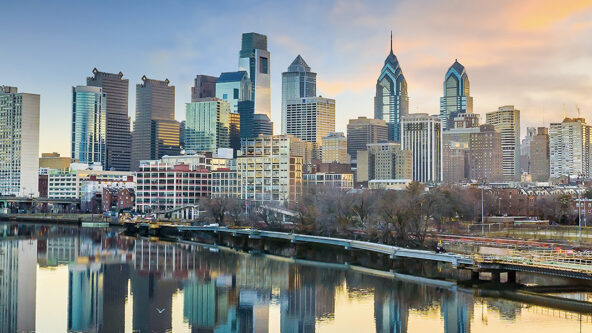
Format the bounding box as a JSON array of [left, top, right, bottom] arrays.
[[481, 181, 485, 236], [578, 189, 582, 243]]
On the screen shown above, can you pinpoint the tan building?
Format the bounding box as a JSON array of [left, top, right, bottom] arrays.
[[286, 97, 335, 159], [321, 132, 349, 164], [469, 124, 503, 182], [39, 152, 72, 171], [346, 117, 388, 160], [486, 105, 520, 181], [442, 114, 480, 183], [530, 127, 549, 182], [356, 142, 412, 183]]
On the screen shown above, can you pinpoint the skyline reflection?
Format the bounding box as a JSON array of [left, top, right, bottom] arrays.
[[0, 223, 590, 333]]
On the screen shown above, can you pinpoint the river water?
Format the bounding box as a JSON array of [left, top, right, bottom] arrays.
[[0, 223, 590, 333]]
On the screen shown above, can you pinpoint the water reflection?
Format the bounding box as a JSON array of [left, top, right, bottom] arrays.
[[0, 223, 591, 333]]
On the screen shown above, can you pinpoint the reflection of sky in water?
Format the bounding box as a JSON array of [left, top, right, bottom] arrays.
[[1, 224, 591, 332]]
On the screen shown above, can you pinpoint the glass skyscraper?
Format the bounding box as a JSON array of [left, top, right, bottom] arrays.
[[215, 71, 252, 114], [185, 98, 230, 153], [71, 85, 106, 166], [439, 60, 473, 131], [374, 33, 409, 142], [239, 32, 271, 119], [281, 55, 317, 134]]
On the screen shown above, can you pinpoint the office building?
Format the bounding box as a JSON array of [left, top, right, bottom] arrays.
[[216, 71, 252, 114], [211, 168, 240, 198], [302, 173, 353, 190], [39, 152, 71, 170], [374, 33, 409, 142], [87, 68, 131, 171], [441, 114, 480, 183], [185, 98, 230, 153], [439, 60, 473, 130], [238, 100, 273, 139], [356, 142, 412, 183], [321, 132, 349, 164], [191, 74, 218, 101], [346, 117, 388, 160], [549, 117, 592, 179], [0, 86, 40, 196], [71, 85, 107, 166], [47, 166, 133, 199], [239, 32, 270, 118], [131, 76, 178, 170], [401, 114, 442, 183], [286, 97, 335, 158], [469, 124, 503, 182], [229, 112, 241, 152], [237, 135, 303, 204], [486, 105, 520, 181], [530, 127, 550, 182], [520, 127, 536, 173], [281, 55, 317, 134]]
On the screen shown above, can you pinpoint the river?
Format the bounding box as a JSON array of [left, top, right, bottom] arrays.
[[0, 222, 590, 333]]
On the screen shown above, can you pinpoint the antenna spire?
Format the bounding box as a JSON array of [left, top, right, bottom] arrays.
[[390, 30, 393, 53]]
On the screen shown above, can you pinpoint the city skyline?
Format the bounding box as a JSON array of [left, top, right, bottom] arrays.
[[1, 1, 592, 157]]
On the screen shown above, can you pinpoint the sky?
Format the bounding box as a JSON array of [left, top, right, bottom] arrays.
[[2, 0, 592, 157]]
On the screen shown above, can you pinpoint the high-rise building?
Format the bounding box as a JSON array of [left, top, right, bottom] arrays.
[[401, 114, 442, 183], [469, 124, 503, 182], [530, 127, 550, 182], [439, 60, 473, 131], [321, 132, 349, 164], [486, 105, 520, 181], [286, 97, 335, 158], [374, 33, 409, 142], [442, 114, 481, 183], [549, 118, 592, 179], [131, 76, 178, 170], [346, 117, 388, 160], [239, 100, 273, 139], [87, 68, 131, 171], [184, 98, 230, 153], [281, 55, 317, 134], [216, 71, 252, 114], [519, 127, 536, 174], [239, 32, 270, 118], [229, 112, 241, 152], [71, 85, 107, 166], [191, 74, 217, 101], [356, 142, 412, 183], [0, 86, 39, 196]]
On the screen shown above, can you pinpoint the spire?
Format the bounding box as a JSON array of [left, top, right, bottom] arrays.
[[390, 31, 393, 53]]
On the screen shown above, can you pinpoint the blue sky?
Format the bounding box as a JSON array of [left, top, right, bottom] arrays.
[[2, 0, 592, 156]]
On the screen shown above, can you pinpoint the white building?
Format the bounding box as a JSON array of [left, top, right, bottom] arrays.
[[302, 173, 353, 190], [0, 86, 39, 197], [401, 113, 442, 183], [46, 167, 133, 199], [549, 117, 592, 179], [486, 105, 520, 181]]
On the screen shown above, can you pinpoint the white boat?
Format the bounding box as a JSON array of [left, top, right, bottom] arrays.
[[81, 222, 110, 228]]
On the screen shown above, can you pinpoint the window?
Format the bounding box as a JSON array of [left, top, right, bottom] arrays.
[[259, 57, 268, 74], [233, 89, 239, 99], [223, 93, 228, 100]]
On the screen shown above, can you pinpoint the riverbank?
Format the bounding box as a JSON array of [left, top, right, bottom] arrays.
[[0, 213, 123, 226]]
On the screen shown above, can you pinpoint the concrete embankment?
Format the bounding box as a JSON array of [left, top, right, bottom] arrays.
[[0, 214, 122, 226]]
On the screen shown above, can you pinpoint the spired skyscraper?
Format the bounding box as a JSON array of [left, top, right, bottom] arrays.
[[281, 55, 317, 134], [439, 60, 473, 131], [374, 32, 409, 142], [239, 32, 271, 120]]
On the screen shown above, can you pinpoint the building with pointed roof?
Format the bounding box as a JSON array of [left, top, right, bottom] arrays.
[[374, 32, 409, 142], [439, 59, 473, 131], [281, 55, 317, 134]]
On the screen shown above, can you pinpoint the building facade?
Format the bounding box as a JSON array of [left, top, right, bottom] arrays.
[[346, 117, 388, 160], [439, 60, 473, 130], [374, 34, 409, 142], [131, 76, 178, 170], [191, 75, 218, 101], [441, 114, 480, 183], [356, 142, 412, 183], [39, 152, 71, 170], [0, 86, 40, 196], [549, 117, 592, 179], [302, 173, 353, 190], [239, 32, 270, 118], [530, 127, 550, 182], [401, 114, 442, 183], [185, 98, 230, 153], [469, 124, 503, 182], [215, 71, 251, 114], [281, 55, 317, 134], [321, 132, 349, 164], [229, 112, 241, 152], [71, 85, 106, 166], [87, 68, 131, 171], [286, 97, 335, 158], [486, 105, 520, 181]]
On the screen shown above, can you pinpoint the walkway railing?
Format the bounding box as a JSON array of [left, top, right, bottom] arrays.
[[474, 249, 592, 274]]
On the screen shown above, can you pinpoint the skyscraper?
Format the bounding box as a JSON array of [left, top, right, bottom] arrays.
[[321, 132, 349, 164], [346, 117, 388, 160], [185, 98, 230, 153], [281, 55, 317, 134], [441, 114, 481, 183], [519, 127, 536, 173], [0, 86, 39, 197], [356, 142, 412, 183], [549, 117, 592, 179], [486, 105, 520, 181], [469, 124, 503, 182], [87, 68, 131, 171], [374, 33, 409, 142], [401, 114, 442, 183], [131, 76, 178, 170], [439, 60, 473, 131], [215, 71, 252, 114], [530, 127, 550, 182], [71, 86, 106, 166], [239, 32, 270, 119], [286, 97, 335, 159], [191, 74, 218, 101]]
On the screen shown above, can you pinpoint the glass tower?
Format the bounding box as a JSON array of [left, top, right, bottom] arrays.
[[71, 85, 107, 166], [239, 32, 271, 119], [281, 55, 317, 134], [439, 60, 473, 131], [185, 98, 230, 153], [374, 33, 409, 142], [215, 71, 252, 114]]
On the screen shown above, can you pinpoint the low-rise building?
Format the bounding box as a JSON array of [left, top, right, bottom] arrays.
[[102, 187, 135, 212], [368, 179, 412, 190], [303, 173, 353, 190]]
